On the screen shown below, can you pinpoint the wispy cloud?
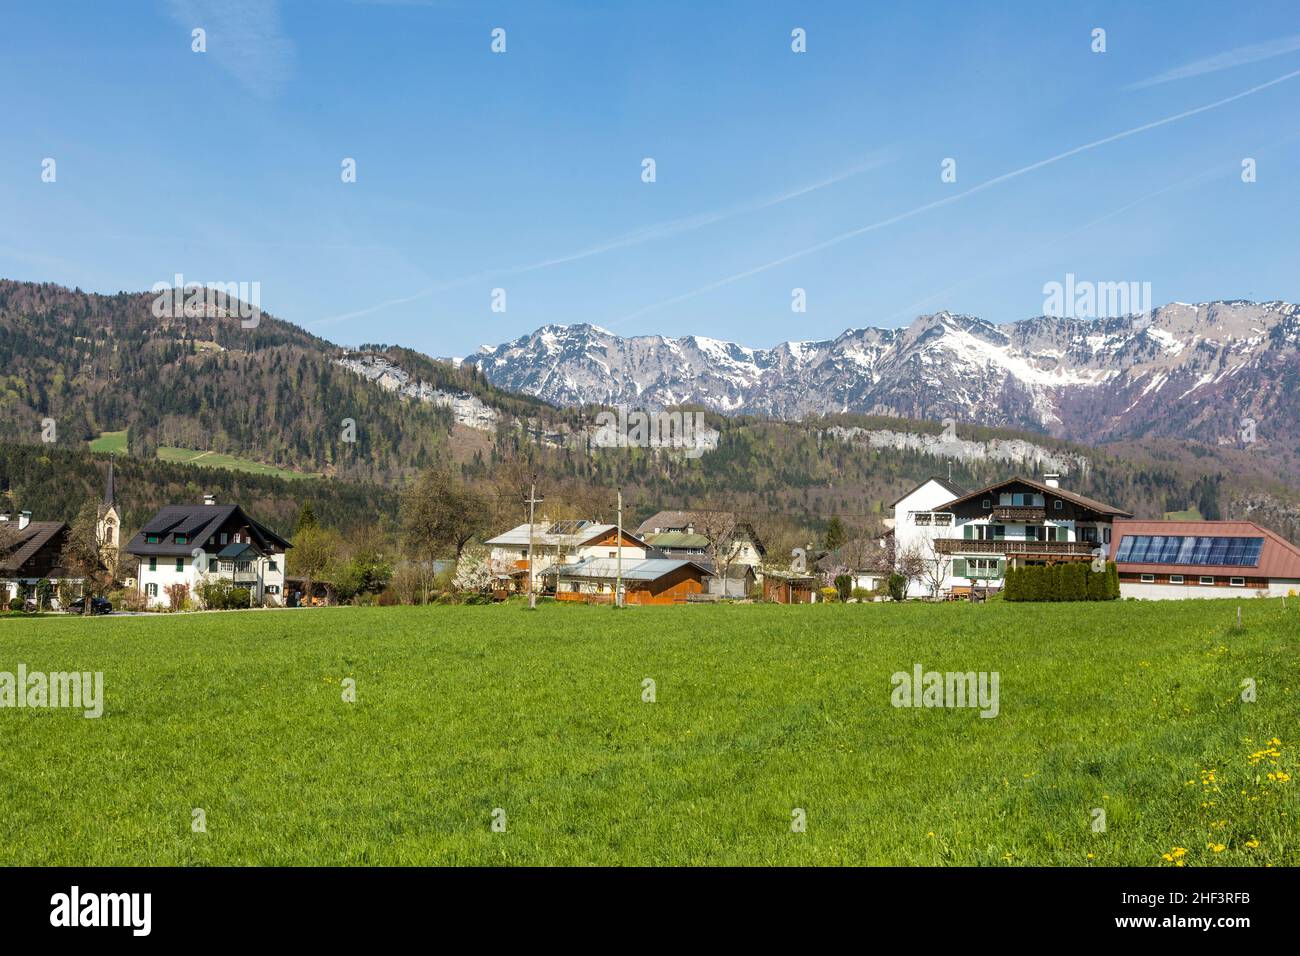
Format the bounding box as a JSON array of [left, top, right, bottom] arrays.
[[507, 152, 894, 274], [165, 0, 296, 99], [311, 152, 894, 327], [612, 67, 1300, 328], [1127, 34, 1300, 89]]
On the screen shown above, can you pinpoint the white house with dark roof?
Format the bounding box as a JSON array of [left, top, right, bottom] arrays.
[[126, 496, 291, 608], [892, 474, 1132, 598]]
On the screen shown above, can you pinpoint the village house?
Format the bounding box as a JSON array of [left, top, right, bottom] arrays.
[[637, 509, 764, 574], [1113, 519, 1300, 599], [892, 474, 1132, 599], [0, 511, 75, 605], [486, 519, 648, 594], [815, 546, 888, 596], [126, 495, 290, 608]]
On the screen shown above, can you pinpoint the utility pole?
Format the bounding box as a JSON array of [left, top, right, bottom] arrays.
[[524, 478, 543, 609], [616, 489, 623, 608]]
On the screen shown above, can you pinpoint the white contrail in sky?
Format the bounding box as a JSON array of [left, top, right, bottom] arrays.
[[1127, 34, 1300, 89], [611, 66, 1300, 328], [872, 165, 1228, 327], [312, 152, 893, 328]]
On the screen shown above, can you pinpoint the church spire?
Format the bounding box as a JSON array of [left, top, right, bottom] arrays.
[[104, 457, 115, 507]]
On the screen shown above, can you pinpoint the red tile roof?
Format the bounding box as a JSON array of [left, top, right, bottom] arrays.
[[1113, 519, 1300, 579]]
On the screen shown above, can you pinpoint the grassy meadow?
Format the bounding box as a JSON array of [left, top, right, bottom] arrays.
[[0, 600, 1296, 866], [154, 446, 317, 479], [88, 431, 316, 479]]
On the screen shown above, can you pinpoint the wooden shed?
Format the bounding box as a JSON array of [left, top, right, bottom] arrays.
[[555, 557, 709, 605]]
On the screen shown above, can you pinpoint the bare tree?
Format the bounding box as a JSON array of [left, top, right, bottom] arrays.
[[60, 502, 114, 615], [895, 541, 927, 600], [693, 505, 739, 585], [403, 467, 492, 562], [838, 522, 884, 576], [919, 538, 953, 600], [744, 512, 804, 577]]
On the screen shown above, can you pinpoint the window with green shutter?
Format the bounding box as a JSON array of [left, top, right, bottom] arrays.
[[953, 558, 967, 577], [963, 525, 973, 540]]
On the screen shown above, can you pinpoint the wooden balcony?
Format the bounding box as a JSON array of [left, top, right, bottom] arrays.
[[933, 538, 1096, 558], [991, 506, 1046, 521]]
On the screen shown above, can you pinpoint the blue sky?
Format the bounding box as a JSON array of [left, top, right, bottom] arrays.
[[2, 0, 1299, 357]]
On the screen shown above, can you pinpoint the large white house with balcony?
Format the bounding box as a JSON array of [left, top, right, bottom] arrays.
[[892, 474, 1132, 598], [125, 496, 291, 608]]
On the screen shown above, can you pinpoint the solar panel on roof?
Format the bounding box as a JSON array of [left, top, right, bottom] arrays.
[[1116, 535, 1263, 567]]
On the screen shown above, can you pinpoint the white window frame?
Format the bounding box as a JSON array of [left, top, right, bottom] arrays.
[[1230, 577, 1245, 587], [1140, 574, 1155, 584], [1199, 576, 1215, 586], [1169, 574, 1184, 584]]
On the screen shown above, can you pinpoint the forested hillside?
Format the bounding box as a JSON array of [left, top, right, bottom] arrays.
[[0, 280, 454, 482], [2, 279, 1298, 547], [0, 443, 399, 539]]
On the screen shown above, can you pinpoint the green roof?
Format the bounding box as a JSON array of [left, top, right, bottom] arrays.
[[645, 531, 709, 549]]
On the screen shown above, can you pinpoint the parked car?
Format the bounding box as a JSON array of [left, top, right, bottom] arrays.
[[65, 596, 113, 615]]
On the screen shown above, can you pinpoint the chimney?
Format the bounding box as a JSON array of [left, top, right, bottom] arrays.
[[203, 494, 216, 506], [18, 510, 31, 530], [1044, 473, 1060, 489]]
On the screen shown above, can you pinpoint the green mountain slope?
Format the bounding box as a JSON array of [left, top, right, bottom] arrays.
[[2, 278, 1298, 545]]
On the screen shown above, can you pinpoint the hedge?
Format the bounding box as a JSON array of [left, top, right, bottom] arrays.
[[1003, 561, 1120, 601]]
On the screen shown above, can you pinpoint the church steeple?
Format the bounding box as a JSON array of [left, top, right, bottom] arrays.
[[98, 458, 121, 579]]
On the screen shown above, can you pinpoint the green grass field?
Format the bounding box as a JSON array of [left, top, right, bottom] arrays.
[[87, 432, 316, 479], [87, 429, 128, 454], [155, 446, 317, 480], [1, 601, 1295, 866]]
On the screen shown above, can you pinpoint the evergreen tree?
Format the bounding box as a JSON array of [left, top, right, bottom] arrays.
[[294, 502, 318, 535], [823, 516, 847, 552]]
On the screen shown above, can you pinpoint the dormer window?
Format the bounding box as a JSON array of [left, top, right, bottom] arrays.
[[146, 534, 160, 544], [175, 534, 188, 545]]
